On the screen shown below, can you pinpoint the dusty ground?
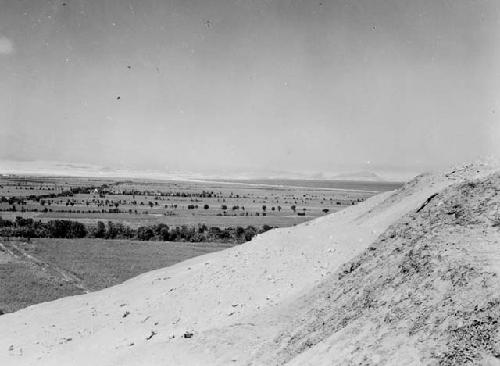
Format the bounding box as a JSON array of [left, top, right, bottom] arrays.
[[248, 170, 500, 365], [0, 162, 499, 365]]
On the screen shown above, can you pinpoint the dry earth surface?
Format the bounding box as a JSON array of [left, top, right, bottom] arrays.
[[0, 162, 499, 365]]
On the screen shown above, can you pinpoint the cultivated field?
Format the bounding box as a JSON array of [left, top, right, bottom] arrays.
[[0, 238, 234, 313], [0, 175, 400, 229]]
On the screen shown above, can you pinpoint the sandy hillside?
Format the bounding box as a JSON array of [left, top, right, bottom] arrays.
[[0, 162, 499, 365]]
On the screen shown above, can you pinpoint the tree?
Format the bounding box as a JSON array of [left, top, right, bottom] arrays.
[[46, 220, 87, 238], [137, 226, 155, 241], [291, 205, 296, 213], [244, 226, 257, 241], [155, 223, 170, 241], [106, 221, 118, 239], [204, 204, 210, 210], [322, 208, 329, 214], [236, 226, 245, 238], [96, 221, 106, 238], [197, 223, 208, 234]]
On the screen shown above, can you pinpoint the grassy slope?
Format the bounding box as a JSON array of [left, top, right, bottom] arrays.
[[0, 238, 235, 314], [0, 257, 82, 314]]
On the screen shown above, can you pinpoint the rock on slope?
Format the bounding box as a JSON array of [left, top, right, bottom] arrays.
[[0, 163, 499, 365]]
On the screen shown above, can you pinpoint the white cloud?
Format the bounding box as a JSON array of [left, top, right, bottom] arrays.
[[0, 36, 14, 55]]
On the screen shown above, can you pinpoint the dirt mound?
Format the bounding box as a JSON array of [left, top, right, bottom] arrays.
[[251, 172, 500, 365]]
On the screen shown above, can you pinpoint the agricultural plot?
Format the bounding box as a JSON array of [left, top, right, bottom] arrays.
[[0, 238, 234, 313], [0, 176, 400, 230]]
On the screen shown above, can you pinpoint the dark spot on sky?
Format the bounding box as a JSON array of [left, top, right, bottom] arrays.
[[127, 65, 131, 69], [62, 2, 67, 6], [116, 96, 121, 100]]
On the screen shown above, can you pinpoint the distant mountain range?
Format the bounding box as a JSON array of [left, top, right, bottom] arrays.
[[329, 171, 383, 181], [0, 160, 408, 182]]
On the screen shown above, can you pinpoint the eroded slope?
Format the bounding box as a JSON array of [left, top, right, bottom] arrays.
[[255, 172, 500, 365]]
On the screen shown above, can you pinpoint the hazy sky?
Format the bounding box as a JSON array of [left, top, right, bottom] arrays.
[[0, 0, 499, 178]]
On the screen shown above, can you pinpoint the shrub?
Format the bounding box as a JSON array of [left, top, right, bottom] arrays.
[[261, 224, 272, 232]]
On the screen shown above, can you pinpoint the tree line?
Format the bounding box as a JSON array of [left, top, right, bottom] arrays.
[[0, 216, 272, 244]]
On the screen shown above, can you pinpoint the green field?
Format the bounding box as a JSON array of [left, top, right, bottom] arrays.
[[0, 238, 234, 313]]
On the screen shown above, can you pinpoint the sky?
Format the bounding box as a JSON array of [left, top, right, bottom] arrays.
[[0, 0, 499, 180]]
